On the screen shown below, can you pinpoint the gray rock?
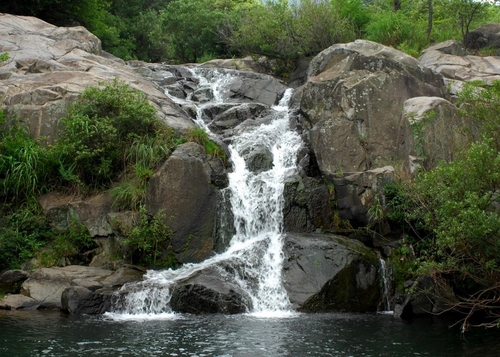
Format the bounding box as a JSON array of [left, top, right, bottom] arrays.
[[170, 269, 252, 314], [331, 166, 395, 227], [283, 176, 332, 233], [0, 294, 39, 310], [227, 71, 287, 106], [146, 142, 218, 264], [295, 40, 446, 176], [0, 270, 30, 294], [20, 265, 114, 309], [283, 233, 380, 310], [399, 97, 475, 173], [61, 286, 113, 314], [464, 23, 500, 51]]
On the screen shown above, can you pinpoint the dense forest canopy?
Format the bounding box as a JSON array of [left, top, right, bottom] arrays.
[[1, 0, 500, 66]]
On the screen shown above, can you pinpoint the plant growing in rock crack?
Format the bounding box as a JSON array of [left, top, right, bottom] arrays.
[[187, 127, 226, 161]]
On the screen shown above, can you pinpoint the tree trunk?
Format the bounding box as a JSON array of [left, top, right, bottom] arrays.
[[427, 0, 433, 41], [394, 0, 401, 11]]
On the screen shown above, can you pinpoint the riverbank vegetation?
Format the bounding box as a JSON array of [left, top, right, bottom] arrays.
[[386, 80, 500, 331], [2, 1, 500, 71]]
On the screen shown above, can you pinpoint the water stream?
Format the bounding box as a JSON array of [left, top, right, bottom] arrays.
[[112, 68, 302, 317]]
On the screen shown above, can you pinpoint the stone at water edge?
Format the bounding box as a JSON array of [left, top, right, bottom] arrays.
[[169, 269, 252, 314], [0, 270, 30, 294], [0, 294, 39, 310], [283, 233, 381, 312]]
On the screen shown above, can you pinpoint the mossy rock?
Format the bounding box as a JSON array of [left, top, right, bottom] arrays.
[[300, 258, 381, 313]]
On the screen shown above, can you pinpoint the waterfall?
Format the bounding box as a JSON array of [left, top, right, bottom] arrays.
[[378, 255, 393, 313], [111, 68, 303, 317]]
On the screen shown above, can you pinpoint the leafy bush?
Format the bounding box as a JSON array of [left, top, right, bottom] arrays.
[[0, 113, 51, 201], [54, 79, 161, 188], [124, 206, 175, 267]]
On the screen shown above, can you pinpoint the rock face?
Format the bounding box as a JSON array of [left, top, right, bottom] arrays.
[[0, 14, 194, 142], [283, 233, 381, 311], [294, 40, 446, 176], [146, 142, 219, 264], [398, 96, 475, 173], [332, 166, 395, 227], [170, 269, 252, 314]]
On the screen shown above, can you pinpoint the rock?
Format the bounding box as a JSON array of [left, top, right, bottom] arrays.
[[0, 294, 39, 310], [398, 97, 475, 173], [0, 14, 194, 142], [393, 276, 440, 319], [100, 266, 145, 287], [0, 270, 30, 294], [146, 142, 218, 264], [244, 146, 274, 173], [227, 71, 288, 106], [20, 265, 114, 309], [199, 57, 261, 73], [420, 39, 500, 85], [170, 269, 252, 314], [464, 23, 500, 51], [295, 40, 446, 176], [283, 233, 380, 310], [209, 103, 268, 134], [331, 166, 395, 227], [61, 286, 113, 314], [283, 176, 332, 233]]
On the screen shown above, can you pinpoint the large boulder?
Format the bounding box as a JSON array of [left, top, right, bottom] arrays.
[[0, 294, 39, 310], [169, 269, 252, 314], [283, 233, 381, 311], [398, 96, 475, 173], [0, 14, 194, 142], [61, 286, 114, 314], [146, 142, 220, 264], [294, 40, 446, 176], [464, 23, 500, 51]]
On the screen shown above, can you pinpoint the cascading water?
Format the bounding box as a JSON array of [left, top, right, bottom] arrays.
[[378, 254, 393, 314], [111, 68, 303, 317]]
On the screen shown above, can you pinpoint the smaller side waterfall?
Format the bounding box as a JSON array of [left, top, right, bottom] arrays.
[[378, 254, 393, 313]]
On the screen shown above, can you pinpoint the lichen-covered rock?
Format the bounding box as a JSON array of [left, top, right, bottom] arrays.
[[283, 233, 380, 310], [398, 96, 475, 173], [146, 142, 220, 264], [170, 269, 252, 314], [294, 40, 446, 176]]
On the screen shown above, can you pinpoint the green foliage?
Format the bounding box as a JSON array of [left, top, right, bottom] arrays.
[[53, 79, 161, 188], [456, 80, 500, 148], [0, 52, 8, 63], [0, 202, 50, 270], [187, 127, 226, 160], [0, 114, 51, 201], [125, 206, 175, 267]]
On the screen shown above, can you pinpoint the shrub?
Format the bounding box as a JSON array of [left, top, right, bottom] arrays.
[[187, 127, 226, 160], [54, 79, 162, 188], [125, 206, 175, 267]]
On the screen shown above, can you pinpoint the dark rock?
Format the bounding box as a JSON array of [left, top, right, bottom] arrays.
[[146, 142, 218, 264], [0, 270, 30, 294], [283, 176, 332, 233], [209, 103, 268, 134], [283, 233, 380, 310], [244, 146, 274, 173], [393, 276, 440, 319], [170, 270, 251, 314], [61, 286, 113, 314], [227, 71, 287, 106], [331, 166, 395, 227], [464, 23, 500, 51]]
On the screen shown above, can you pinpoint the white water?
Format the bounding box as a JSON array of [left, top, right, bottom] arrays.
[[378, 257, 393, 314], [111, 68, 303, 318]]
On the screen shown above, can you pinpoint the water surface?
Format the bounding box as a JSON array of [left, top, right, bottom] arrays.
[[1, 310, 498, 357]]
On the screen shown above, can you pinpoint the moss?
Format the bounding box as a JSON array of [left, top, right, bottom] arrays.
[[301, 258, 381, 313]]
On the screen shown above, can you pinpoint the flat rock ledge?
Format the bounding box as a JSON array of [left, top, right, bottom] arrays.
[[0, 265, 144, 314]]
